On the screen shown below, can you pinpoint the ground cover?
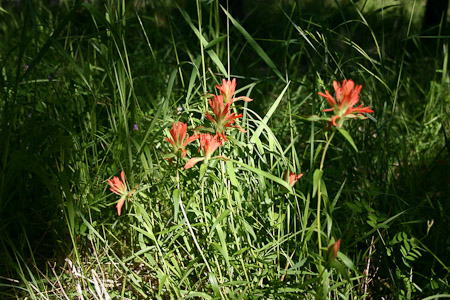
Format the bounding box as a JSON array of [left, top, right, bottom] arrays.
[[0, 0, 449, 299]]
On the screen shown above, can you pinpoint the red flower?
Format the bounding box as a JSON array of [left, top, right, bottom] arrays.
[[165, 122, 199, 157], [206, 95, 246, 141], [216, 78, 237, 102], [184, 133, 225, 169], [206, 79, 252, 141], [284, 170, 304, 187], [107, 170, 135, 216], [328, 238, 341, 260], [318, 79, 373, 127], [216, 78, 253, 103]]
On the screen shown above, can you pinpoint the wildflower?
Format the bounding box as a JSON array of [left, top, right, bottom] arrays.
[[205, 79, 253, 141], [184, 133, 225, 169], [216, 78, 253, 103], [133, 124, 139, 131], [107, 170, 135, 216], [205, 95, 246, 141], [285, 170, 304, 187], [165, 122, 199, 158], [318, 79, 373, 127], [327, 238, 341, 260]]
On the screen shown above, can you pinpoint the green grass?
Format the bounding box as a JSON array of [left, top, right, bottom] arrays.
[[0, 0, 449, 299]]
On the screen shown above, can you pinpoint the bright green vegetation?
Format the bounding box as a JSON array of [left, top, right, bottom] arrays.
[[1, 0, 449, 299]]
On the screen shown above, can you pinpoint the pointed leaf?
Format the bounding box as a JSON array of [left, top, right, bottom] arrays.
[[222, 6, 285, 82], [250, 82, 290, 144], [173, 189, 181, 222], [313, 169, 323, 198], [337, 128, 358, 152]]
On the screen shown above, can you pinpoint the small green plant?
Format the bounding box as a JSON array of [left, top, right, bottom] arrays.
[[1, 1, 450, 299]]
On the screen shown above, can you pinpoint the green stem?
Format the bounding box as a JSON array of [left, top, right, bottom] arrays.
[[196, 0, 207, 94], [201, 177, 208, 227], [177, 161, 212, 274], [317, 130, 336, 274]]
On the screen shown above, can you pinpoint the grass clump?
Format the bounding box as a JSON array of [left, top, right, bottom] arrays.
[[0, 0, 449, 299]]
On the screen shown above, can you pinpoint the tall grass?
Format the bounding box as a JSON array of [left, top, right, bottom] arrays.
[[0, 0, 449, 299]]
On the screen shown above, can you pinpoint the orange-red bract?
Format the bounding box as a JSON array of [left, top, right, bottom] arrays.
[[285, 170, 304, 187], [206, 79, 252, 141], [165, 121, 199, 157], [107, 170, 135, 216], [206, 95, 246, 141], [318, 79, 373, 127], [184, 133, 223, 169], [216, 78, 253, 103], [328, 238, 341, 260]]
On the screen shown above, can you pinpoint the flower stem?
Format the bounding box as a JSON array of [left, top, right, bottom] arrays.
[[317, 130, 335, 275], [177, 162, 212, 274], [179, 195, 212, 273], [201, 177, 208, 226]]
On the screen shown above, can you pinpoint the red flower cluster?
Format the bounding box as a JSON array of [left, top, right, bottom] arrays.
[[165, 121, 199, 158], [164, 79, 303, 185], [164, 78, 251, 169], [318, 79, 373, 127], [328, 238, 341, 260], [285, 170, 304, 187], [107, 170, 136, 216], [206, 78, 252, 141], [184, 133, 226, 169]]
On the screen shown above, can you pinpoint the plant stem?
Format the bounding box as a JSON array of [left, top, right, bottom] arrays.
[[177, 164, 212, 274], [317, 129, 336, 274], [201, 176, 208, 226], [196, 0, 207, 94]]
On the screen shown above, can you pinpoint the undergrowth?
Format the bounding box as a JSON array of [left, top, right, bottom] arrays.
[[0, 0, 449, 299]]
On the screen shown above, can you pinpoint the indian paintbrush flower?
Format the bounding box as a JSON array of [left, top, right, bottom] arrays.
[[205, 95, 247, 141], [165, 121, 199, 158], [216, 78, 253, 103], [327, 238, 341, 260], [184, 133, 225, 169], [318, 79, 373, 127], [285, 170, 304, 187], [205, 79, 252, 141], [107, 170, 136, 216]]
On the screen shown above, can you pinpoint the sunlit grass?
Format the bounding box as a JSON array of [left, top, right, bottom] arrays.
[[0, 0, 449, 299]]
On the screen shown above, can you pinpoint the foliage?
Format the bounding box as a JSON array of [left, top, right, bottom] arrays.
[[0, 0, 449, 299]]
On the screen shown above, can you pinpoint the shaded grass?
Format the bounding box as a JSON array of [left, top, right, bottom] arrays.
[[0, 0, 449, 298]]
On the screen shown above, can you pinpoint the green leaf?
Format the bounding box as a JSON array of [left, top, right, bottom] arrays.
[[313, 169, 323, 198], [208, 273, 221, 296], [210, 210, 230, 234], [230, 159, 293, 192], [242, 218, 257, 240], [173, 189, 181, 222], [167, 68, 177, 101], [222, 6, 285, 82], [337, 252, 357, 272], [226, 160, 240, 189], [337, 128, 358, 152], [422, 295, 450, 300], [204, 35, 226, 50], [331, 179, 346, 211], [329, 260, 351, 282], [250, 82, 290, 144], [158, 274, 168, 297], [177, 6, 227, 76], [288, 258, 307, 271], [200, 163, 208, 180]]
